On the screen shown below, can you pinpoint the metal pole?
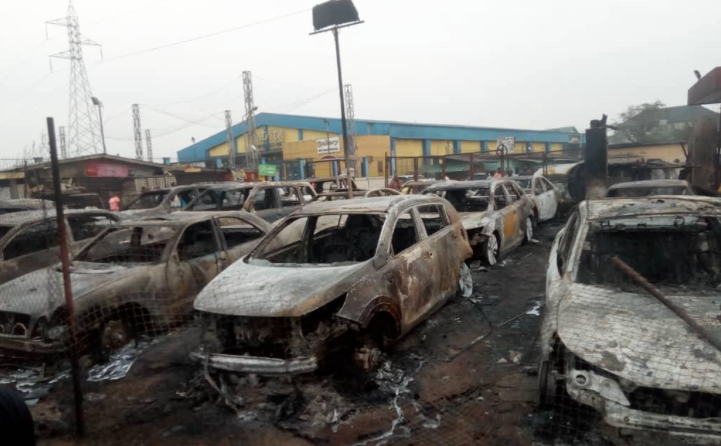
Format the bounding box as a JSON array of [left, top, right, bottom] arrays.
[[47, 117, 84, 437], [332, 27, 353, 199], [97, 105, 107, 154]]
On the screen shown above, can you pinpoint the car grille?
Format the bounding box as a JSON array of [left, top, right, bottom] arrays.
[[0, 312, 31, 338], [214, 316, 305, 360], [628, 387, 721, 419]]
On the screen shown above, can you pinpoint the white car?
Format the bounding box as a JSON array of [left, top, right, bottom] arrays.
[[512, 175, 559, 222], [539, 196, 721, 443]]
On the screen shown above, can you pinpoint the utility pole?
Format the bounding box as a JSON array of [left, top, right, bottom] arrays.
[[132, 104, 143, 160], [243, 71, 258, 173], [47, 1, 103, 156], [225, 110, 236, 169], [145, 129, 153, 162], [344, 84, 356, 174], [59, 126, 67, 159]]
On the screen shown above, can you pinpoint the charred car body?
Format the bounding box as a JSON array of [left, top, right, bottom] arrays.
[[423, 179, 535, 266], [184, 181, 316, 223], [0, 211, 271, 357], [0, 210, 120, 286], [606, 179, 694, 198], [122, 184, 211, 217], [540, 197, 721, 443], [192, 195, 473, 375], [510, 175, 559, 222]]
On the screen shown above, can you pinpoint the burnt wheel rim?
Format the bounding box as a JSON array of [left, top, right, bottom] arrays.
[[458, 263, 473, 297], [486, 236, 498, 265], [526, 217, 533, 241]]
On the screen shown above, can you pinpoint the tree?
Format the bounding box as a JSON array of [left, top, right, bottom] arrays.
[[611, 100, 666, 143]]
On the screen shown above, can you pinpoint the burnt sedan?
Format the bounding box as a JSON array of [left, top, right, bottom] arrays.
[[540, 197, 721, 443], [0, 211, 271, 357], [606, 179, 694, 198], [423, 179, 535, 266], [192, 195, 473, 375]]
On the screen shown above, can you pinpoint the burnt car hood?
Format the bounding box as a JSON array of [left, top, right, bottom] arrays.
[[459, 211, 491, 230], [194, 259, 372, 317], [0, 262, 145, 318], [558, 283, 721, 393]]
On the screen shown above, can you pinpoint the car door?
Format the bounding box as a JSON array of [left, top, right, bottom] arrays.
[[0, 218, 63, 285], [540, 178, 559, 220], [492, 183, 521, 253], [382, 208, 437, 332], [214, 216, 267, 266], [246, 187, 286, 222], [167, 220, 223, 319], [416, 204, 459, 301]]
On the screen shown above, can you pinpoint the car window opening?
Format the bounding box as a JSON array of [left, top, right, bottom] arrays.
[[76, 226, 178, 264], [126, 191, 169, 210], [425, 188, 490, 212], [578, 216, 721, 289], [251, 213, 384, 266]]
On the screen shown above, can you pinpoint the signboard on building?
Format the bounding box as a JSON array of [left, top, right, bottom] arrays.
[[258, 164, 278, 177], [85, 162, 129, 178], [317, 136, 340, 154], [496, 137, 516, 154]]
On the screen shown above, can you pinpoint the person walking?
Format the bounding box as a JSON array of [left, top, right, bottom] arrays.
[[109, 192, 121, 211]]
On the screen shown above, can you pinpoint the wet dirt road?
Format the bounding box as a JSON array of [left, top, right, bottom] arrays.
[[34, 221, 564, 446]]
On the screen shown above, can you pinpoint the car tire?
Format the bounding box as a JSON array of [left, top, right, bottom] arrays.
[[457, 262, 473, 298], [0, 387, 35, 446], [523, 216, 534, 245], [480, 234, 500, 267]]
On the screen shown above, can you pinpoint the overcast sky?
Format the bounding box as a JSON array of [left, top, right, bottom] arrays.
[[1, 0, 719, 160]]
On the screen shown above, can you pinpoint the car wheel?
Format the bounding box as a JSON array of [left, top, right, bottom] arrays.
[[96, 318, 135, 359], [537, 359, 558, 411], [481, 234, 500, 266], [523, 216, 534, 245], [457, 262, 473, 297]]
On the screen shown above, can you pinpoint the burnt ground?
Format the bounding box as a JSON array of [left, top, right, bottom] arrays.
[[33, 222, 565, 446]]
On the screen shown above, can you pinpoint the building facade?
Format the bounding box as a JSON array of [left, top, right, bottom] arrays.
[[177, 113, 584, 178]]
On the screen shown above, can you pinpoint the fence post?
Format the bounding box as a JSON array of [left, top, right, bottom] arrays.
[[413, 157, 419, 181], [384, 153, 389, 187], [469, 153, 475, 179], [47, 117, 85, 437]]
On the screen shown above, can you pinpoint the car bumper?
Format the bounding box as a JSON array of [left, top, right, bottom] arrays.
[[567, 379, 721, 445], [0, 335, 65, 357], [191, 351, 318, 375]]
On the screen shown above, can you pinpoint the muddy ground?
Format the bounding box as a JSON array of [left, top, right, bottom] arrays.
[[30, 221, 572, 446]]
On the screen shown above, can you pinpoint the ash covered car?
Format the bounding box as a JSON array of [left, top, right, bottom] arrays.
[[0, 211, 271, 357], [0, 209, 119, 285], [184, 181, 316, 223], [0, 199, 55, 215], [122, 184, 210, 217], [511, 175, 559, 222], [192, 195, 473, 374], [540, 196, 721, 443], [422, 179, 535, 266], [606, 179, 694, 198]]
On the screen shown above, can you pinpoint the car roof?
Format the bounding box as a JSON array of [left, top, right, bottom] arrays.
[[0, 209, 115, 226], [121, 210, 268, 228], [584, 196, 721, 220], [425, 179, 503, 191], [203, 181, 311, 191], [305, 175, 349, 182], [508, 175, 535, 180], [298, 195, 445, 214], [607, 179, 690, 190]]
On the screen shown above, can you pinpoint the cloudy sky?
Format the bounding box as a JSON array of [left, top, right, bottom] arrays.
[[1, 0, 719, 160]]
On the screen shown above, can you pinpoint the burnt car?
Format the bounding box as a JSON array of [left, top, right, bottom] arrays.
[[184, 181, 316, 223], [540, 196, 721, 443], [510, 175, 559, 222], [423, 179, 535, 266], [0, 209, 119, 285], [0, 199, 55, 215], [192, 195, 473, 374], [0, 211, 271, 357], [401, 180, 439, 195], [122, 184, 210, 217], [606, 179, 694, 198], [306, 175, 362, 195]]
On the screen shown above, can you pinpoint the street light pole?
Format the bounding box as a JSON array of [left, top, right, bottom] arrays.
[[91, 96, 107, 154], [331, 27, 353, 197]]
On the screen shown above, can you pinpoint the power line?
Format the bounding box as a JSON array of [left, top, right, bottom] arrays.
[[142, 105, 223, 128], [102, 8, 310, 62], [145, 75, 243, 107]]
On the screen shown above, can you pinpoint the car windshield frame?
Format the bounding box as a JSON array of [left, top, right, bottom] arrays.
[[74, 225, 179, 264], [125, 191, 170, 210]]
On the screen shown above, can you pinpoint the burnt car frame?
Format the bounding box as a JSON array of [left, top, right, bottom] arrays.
[[0, 209, 120, 286], [192, 195, 473, 375], [184, 181, 316, 223], [540, 196, 721, 443], [122, 184, 211, 217], [0, 211, 271, 357], [606, 179, 694, 198], [422, 179, 535, 266], [509, 175, 559, 222]]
